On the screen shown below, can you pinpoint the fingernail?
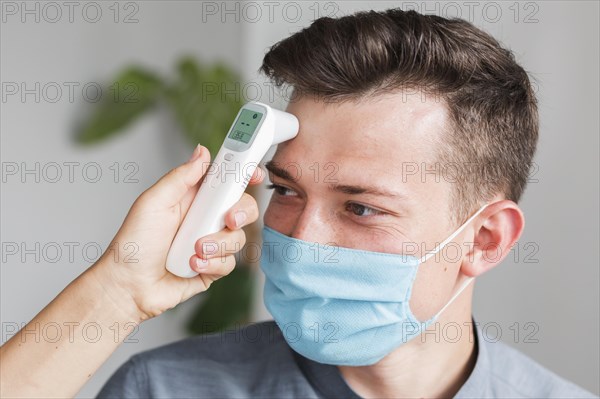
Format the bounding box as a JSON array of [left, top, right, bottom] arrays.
[[188, 144, 202, 163], [195, 257, 210, 270], [234, 211, 247, 227], [202, 242, 218, 255]]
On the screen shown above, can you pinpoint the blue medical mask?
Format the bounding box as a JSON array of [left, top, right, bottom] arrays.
[[260, 205, 487, 366]]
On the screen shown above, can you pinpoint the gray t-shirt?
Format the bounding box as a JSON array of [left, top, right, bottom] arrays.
[[97, 320, 597, 398]]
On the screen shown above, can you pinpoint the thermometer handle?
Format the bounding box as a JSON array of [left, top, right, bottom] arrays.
[[166, 147, 256, 278]]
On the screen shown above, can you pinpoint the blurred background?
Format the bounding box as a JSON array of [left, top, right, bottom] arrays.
[[1, 1, 598, 397]]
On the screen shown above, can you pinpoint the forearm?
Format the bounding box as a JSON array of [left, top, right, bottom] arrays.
[[0, 148, 252, 397], [0, 261, 142, 398]]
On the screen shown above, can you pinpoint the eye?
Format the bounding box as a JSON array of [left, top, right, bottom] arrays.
[[266, 183, 298, 197], [345, 202, 385, 217]]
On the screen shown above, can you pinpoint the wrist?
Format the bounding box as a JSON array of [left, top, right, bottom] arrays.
[[84, 259, 148, 325]]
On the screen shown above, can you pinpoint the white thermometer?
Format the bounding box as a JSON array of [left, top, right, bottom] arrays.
[[166, 101, 299, 278]]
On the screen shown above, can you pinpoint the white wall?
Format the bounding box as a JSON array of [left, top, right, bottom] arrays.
[[1, 2, 244, 397], [1, 1, 598, 396]]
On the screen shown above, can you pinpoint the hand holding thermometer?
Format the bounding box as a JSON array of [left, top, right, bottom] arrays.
[[166, 102, 299, 278]]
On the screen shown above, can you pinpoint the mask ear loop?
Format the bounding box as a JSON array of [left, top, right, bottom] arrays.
[[419, 203, 489, 318], [420, 204, 489, 263]]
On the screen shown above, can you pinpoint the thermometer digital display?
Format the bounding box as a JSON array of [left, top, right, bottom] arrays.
[[228, 110, 263, 143]]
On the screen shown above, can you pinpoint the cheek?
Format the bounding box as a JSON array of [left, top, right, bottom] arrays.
[[408, 254, 463, 321], [263, 199, 297, 232]]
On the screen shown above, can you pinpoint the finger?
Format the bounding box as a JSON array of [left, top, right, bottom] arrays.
[[194, 229, 246, 259], [177, 179, 202, 223], [138, 145, 212, 210], [248, 166, 265, 185], [177, 255, 237, 300], [224, 193, 260, 230], [189, 254, 236, 277]]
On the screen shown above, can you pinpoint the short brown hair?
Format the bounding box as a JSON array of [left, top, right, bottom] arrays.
[[260, 9, 538, 223]]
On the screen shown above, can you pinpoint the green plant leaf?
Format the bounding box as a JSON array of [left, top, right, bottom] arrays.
[[76, 68, 163, 144], [165, 58, 244, 157], [186, 265, 254, 335]]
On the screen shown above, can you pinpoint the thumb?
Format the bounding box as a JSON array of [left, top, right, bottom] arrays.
[[140, 144, 212, 210]]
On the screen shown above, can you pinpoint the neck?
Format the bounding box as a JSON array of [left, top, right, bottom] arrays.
[[338, 297, 477, 399]]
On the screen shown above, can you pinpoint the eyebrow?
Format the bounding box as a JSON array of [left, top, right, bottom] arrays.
[[264, 161, 406, 198]]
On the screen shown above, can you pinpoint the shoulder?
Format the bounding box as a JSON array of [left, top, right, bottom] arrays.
[[478, 336, 597, 398], [132, 319, 287, 365], [97, 321, 309, 398]]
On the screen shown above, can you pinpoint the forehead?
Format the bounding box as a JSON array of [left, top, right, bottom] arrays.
[[274, 93, 449, 180]]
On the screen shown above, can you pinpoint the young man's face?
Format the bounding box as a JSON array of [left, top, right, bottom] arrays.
[[263, 93, 471, 321]]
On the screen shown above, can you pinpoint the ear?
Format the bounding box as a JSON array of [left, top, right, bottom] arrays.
[[461, 199, 525, 277]]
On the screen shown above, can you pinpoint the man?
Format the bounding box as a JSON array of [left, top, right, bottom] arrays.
[[94, 8, 594, 398], [5, 8, 597, 399]]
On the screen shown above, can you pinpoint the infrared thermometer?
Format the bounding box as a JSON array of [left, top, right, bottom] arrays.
[[166, 101, 299, 278]]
